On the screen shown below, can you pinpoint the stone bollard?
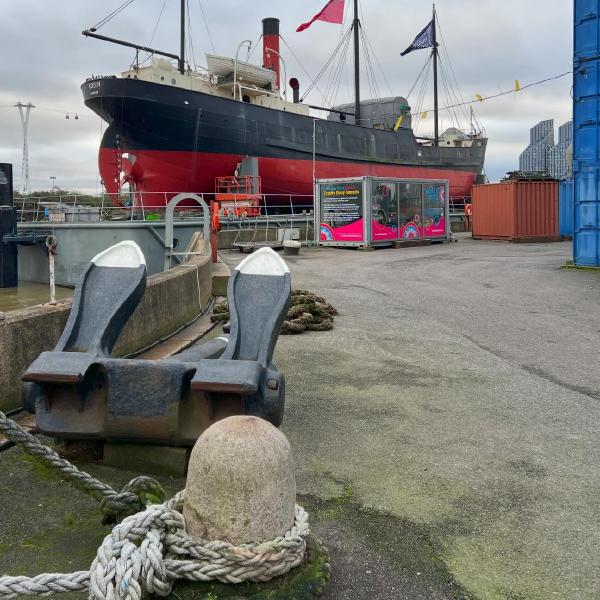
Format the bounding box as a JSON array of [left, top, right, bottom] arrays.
[[183, 415, 296, 545]]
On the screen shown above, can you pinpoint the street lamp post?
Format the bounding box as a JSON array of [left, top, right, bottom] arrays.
[[312, 119, 318, 185]]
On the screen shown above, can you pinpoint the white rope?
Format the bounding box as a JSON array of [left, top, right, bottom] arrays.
[[0, 492, 309, 599]]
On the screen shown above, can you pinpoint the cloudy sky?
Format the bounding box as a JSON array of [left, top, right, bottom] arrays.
[[0, 0, 572, 193]]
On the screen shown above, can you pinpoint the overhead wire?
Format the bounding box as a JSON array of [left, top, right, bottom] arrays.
[[414, 70, 572, 118]]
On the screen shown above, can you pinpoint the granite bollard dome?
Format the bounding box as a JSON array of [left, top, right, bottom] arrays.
[[183, 415, 296, 545]]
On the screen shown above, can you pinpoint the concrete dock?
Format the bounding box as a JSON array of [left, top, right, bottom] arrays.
[[230, 235, 600, 599], [1, 235, 598, 599]]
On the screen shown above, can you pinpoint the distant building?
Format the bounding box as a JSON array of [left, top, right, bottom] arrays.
[[518, 120, 572, 180], [548, 121, 573, 180], [519, 120, 555, 173]]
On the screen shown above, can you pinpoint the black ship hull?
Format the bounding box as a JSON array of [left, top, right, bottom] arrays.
[[82, 77, 487, 206]]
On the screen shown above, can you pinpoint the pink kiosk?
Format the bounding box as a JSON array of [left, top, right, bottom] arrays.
[[316, 177, 450, 247]]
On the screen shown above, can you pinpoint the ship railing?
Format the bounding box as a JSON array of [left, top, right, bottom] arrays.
[[449, 196, 469, 216], [14, 192, 316, 243]]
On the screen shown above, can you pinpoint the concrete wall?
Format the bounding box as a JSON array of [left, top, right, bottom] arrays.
[[0, 255, 214, 411], [17, 222, 207, 287]]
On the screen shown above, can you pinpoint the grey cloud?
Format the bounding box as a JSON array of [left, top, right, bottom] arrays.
[[0, 0, 573, 190]]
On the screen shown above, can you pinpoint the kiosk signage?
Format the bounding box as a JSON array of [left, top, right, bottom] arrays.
[[319, 181, 365, 243], [316, 176, 450, 247]]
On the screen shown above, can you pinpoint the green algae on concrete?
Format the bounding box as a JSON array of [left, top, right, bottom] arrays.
[[300, 488, 473, 600], [166, 534, 330, 600], [0, 446, 331, 600]]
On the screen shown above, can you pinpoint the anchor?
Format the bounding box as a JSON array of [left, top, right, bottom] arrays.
[[21, 242, 291, 446]]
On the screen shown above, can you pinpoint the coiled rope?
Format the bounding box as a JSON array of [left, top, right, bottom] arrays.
[[0, 412, 309, 598], [212, 289, 338, 335], [0, 411, 165, 524]]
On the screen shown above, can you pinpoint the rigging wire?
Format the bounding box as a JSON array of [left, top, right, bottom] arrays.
[[132, 0, 168, 69], [359, 28, 381, 121], [281, 35, 328, 106], [406, 53, 433, 100], [246, 35, 262, 63], [90, 0, 136, 31], [436, 12, 479, 128], [331, 33, 353, 107], [439, 64, 459, 130], [301, 27, 353, 102], [359, 3, 394, 98], [324, 30, 352, 108], [335, 34, 354, 108], [413, 57, 432, 135], [147, 0, 168, 49], [197, 0, 216, 53], [187, 0, 196, 70]]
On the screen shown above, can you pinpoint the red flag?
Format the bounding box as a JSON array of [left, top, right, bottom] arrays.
[[296, 0, 345, 32]]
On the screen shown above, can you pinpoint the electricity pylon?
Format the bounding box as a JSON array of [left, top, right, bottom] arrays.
[[15, 102, 35, 194]]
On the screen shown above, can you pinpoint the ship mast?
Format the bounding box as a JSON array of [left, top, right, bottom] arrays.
[[179, 0, 185, 74], [353, 0, 361, 126], [432, 4, 439, 146]]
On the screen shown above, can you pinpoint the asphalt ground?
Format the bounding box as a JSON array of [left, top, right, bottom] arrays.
[[225, 236, 600, 599], [0, 236, 598, 600]]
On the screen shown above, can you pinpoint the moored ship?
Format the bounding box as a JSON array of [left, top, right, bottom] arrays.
[[81, 2, 487, 207]]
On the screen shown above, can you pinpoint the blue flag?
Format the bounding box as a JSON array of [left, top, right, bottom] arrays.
[[401, 20, 435, 56]]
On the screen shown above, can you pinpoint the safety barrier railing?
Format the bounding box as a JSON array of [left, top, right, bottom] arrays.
[[15, 193, 314, 221], [449, 196, 469, 215], [15, 193, 317, 248]]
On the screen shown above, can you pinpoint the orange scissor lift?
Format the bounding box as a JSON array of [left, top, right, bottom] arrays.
[[214, 176, 263, 218]]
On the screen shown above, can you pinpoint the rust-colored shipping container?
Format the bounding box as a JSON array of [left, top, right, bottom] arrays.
[[472, 180, 559, 242]]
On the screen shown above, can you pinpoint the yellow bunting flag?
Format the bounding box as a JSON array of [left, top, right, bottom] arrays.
[[514, 79, 521, 92], [421, 111, 428, 119], [394, 115, 404, 131], [475, 94, 485, 102]]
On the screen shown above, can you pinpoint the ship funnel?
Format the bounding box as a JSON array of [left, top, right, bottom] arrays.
[[262, 18, 280, 90]]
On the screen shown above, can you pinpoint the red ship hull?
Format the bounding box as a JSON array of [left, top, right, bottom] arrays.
[[100, 148, 477, 208]]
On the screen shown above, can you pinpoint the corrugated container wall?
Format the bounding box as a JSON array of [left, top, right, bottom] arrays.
[[559, 180, 574, 237], [472, 181, 559, 242], [573, 0, 600, 265]]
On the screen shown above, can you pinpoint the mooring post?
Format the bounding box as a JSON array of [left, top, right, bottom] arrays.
[[46, 235, 57, 304], [183, 415, 296, 544]]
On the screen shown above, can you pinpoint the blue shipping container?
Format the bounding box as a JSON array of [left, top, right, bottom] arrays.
[[575, 0, 600, 59], [559, 180, 574, 237], [573, 0, 600, 265]]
